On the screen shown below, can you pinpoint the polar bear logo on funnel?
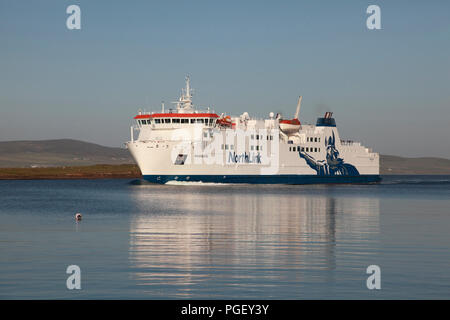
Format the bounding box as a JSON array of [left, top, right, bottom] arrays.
[[299, 131, 359, 176]]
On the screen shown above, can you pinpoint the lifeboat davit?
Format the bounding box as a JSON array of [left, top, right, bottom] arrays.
[[279, 96, 302, 135]]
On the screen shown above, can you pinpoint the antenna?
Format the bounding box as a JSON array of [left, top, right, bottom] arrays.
[[294, 96, 302, 119], [161, 101, 165, 113]]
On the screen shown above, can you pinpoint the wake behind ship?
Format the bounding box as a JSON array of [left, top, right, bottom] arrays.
[[126, 77, 380, 184]]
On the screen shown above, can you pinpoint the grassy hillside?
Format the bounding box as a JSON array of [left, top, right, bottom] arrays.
[[0, 139, 134, 168]]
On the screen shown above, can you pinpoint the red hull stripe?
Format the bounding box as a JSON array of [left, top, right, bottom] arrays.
[[134, 113, 219, 119], [279, 119, 301, 125]]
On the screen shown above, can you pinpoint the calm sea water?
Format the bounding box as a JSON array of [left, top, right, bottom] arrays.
[[0, 176, 449, 299]]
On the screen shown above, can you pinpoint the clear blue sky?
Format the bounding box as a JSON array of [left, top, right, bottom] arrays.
[[1, 0, 449, 157]]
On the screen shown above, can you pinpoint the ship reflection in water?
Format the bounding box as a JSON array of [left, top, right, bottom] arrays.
[[128, 184, 380, 299]]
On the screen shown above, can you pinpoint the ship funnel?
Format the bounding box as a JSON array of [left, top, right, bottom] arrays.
[[294, 96, 302, 119]]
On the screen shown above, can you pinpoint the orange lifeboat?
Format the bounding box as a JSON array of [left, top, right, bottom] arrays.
[[216, 115, 233, 128], [279, 96, 302, 134], [279, 118, 301, 134]]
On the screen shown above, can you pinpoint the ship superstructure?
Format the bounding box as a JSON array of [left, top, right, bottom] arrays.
[[126, 77, 380, 184]]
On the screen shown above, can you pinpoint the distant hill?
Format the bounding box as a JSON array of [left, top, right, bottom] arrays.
[[380, 155, 450, 175], [0, 139, 134, 168], [0, 139, 449, 174]]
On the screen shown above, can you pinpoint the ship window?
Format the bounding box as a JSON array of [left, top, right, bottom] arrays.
[[270, 136, 273, 140], [318, 148, 320, 152], [231, 145, 234, 150], [306, 147, 309, 152], [301, 147, 305, 151], [256, 135, 259, 140], [315, 137, 318, 142], [204, 118, 208, 125], [251, 135, 254, 140], [306, 137, 309, 142], [155, 119, 161, 124], [225, 144, 229, 150], [190, 119, 195, 124], [148, 119, 152, 124], [318, 138, 321, 142], [315, 148, 318, 152], [251, 146, 254, 150], [165, 119, 171, 123], [173, 118, 180, 123], [297, 146, 300, 151]]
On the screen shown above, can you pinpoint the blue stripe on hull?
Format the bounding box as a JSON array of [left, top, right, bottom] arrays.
[[142, 174, 381, 184]]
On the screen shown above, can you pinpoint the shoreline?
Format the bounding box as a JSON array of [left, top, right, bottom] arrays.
[[1, 164, 450, 180], [0, 164, 141, 180]]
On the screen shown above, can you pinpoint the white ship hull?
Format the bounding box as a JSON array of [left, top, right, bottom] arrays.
[[126, 78, 380, 184]]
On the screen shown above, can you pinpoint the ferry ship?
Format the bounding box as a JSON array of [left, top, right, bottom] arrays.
[[126, 77, 380, 184]]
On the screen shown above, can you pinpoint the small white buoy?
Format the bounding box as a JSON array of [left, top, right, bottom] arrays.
[[75, 213, 82, 221]]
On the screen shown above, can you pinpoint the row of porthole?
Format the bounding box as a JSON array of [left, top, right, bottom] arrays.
[[289, 146, 320, 152]]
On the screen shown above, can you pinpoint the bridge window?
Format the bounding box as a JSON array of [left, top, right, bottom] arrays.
[[164, 119, 171, 123], [173, 118, 180, 123], [154, 119, 161, 124], [190, 119, 195, 124]]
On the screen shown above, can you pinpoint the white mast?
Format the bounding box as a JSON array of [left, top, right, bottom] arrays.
[[175, 76, 194, 113], [294, 96, 302, 119]]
